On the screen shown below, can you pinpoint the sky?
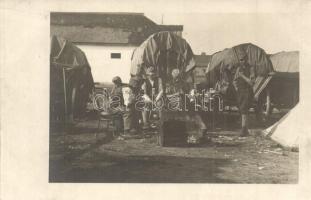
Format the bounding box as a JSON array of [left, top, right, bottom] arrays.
[[145, 13, 302, 55]]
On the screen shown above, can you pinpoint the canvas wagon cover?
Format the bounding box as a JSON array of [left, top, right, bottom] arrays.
[[130, 31, 196, 81], [270, 51, 299, 73], [50, 35, 94, 119], [205, 43, 274, 99]]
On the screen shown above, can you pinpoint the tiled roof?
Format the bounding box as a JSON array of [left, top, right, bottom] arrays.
[[193, 54, 211, 83], [50, 12, 183, 45], [158, 25, 183, 31], [194, 53, 211, 67], [51, 25, 150, 45], [51, 12, 157, 27]]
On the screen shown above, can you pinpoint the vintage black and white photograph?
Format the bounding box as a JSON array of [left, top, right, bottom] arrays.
[[49, 11, 299, 183]]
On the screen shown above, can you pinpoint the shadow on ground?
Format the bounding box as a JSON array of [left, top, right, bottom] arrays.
[[50, 154, 233, 183], [49, 109, 297, 183]]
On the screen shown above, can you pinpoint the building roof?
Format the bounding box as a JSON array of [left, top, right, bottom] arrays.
[[194, 53, 212, 67], [51, 12, 157, 28], [51, 25, 149, 45], [193, 53, 211, 84], [51, 12, 183, 46], [158, 25, 183, 32]]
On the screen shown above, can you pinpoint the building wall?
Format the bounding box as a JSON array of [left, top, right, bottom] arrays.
[[77, 44, 136, 83], [194, 66, 207, 84]]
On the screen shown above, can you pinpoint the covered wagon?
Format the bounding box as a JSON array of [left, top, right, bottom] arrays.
[[205, 43, 275, 120], [269, 51, 299, 109], [130, 31, 206, 146], [50, 35, 94, 124], [131, 31, 196, 86]]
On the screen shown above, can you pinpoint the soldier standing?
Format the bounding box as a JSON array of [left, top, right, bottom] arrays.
[[233, 54, 255, 137]]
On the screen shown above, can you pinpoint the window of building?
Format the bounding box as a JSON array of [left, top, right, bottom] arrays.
[[111, 53, 121, 59]]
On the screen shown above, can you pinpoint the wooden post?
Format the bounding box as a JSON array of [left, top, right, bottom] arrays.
[[71, 86, 77, 122], [265, 88, 271, 116], [62, 67, 67, 123]]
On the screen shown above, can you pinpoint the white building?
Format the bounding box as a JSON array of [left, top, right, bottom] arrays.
[[76, 45, 135, 83], [51, 12, 183, 83]]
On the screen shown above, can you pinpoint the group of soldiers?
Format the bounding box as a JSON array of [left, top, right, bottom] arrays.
[[109, 67, 185, 137], [107, 52, 255, 139]]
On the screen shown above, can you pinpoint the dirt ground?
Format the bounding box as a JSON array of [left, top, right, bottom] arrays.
[[49, 111, 298, 183]]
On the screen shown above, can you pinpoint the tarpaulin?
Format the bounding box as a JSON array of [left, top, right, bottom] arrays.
[[206, 43, 275, 100], [130, 31, 196, 82], [270, 51, 299, 73], [262, 104, 300, 148], [50, 35, 94, 120], [268, 51, 299, 108]]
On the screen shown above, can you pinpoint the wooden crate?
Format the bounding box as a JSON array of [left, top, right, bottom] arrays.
[[157, 111, 203, 147]]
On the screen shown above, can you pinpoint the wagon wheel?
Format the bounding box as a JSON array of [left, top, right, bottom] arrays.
[[256, 88, 272, 122]]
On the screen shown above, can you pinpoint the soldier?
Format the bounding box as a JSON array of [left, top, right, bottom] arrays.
[[166, 68, 190, 95], [141, 67, 164, 130], [233, 53, 255, 137], [123, 76, 143, 136], [166, 68, 208, 137], [110, 76, 127, 137]]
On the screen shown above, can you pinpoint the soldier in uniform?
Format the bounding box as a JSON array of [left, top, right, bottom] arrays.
[[166, 68, 208, 137], [110, 76, 127, 137], [141, 67, 164, 130], [233, 53, 255, 137], [123, 76, 143, 135], [166, 68, 190, 95]]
